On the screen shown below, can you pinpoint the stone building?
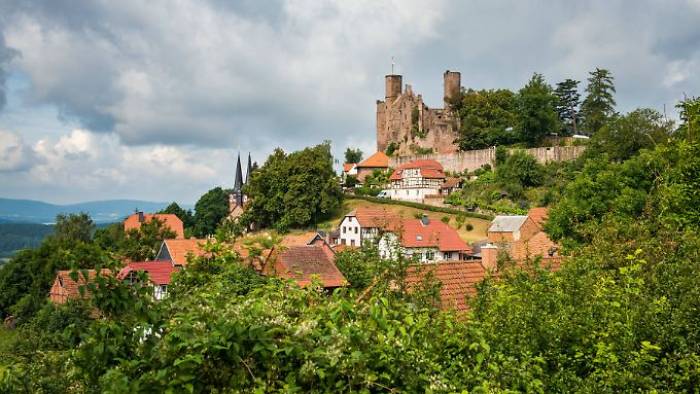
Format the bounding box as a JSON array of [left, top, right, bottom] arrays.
[[376, 70, 461, 156], [229, 153, 252, 220]]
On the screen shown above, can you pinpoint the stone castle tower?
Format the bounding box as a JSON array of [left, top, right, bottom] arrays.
[[376, 70, 461, 156]]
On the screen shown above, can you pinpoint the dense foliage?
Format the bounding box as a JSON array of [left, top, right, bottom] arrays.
[[580, 68, 617, 135], [242, 142, 343, 232], [193, 187, 230, 237], [343, 147, 363, 164]]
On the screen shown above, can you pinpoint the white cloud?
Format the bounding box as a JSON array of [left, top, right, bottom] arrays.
[[0, 130, 35, 172]]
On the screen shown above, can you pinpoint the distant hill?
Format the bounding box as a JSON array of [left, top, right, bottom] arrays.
[[0, 223, 54, 259], [0, 198, 193, 224]]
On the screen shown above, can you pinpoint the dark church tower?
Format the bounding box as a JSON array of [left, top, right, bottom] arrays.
[[245, 153, 252, 184], [232, 153, 244, 207]]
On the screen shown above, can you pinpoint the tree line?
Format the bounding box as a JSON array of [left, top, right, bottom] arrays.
[[453, 67, 617, 150]]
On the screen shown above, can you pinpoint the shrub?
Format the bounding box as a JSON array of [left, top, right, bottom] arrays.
[[465, 223, 474, 231]]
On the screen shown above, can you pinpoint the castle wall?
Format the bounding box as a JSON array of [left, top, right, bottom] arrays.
[[389, 146, 586, 173]]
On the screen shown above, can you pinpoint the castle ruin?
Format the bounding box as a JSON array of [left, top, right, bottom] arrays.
[[376, 71, 461, 156]]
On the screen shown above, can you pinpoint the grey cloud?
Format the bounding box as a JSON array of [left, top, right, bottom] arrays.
[[0, 33, 19, 111]]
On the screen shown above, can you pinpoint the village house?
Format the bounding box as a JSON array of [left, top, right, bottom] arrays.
[[156, 238, 208, 267], [341, 162, 358, 184], [481, 208, 560, 270], [118, 260, 179, 300], [386, 159, 446, 202], [337, 207, 399, 247], [267, 244, 347, 289], [49, 269, 111, 304], [124, 212, 185, 239], [354, 151, 390, 182], [378, 216, 472, 262]]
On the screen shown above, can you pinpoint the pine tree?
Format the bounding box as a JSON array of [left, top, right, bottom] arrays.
[[554, 79, 580, 135], [580, 68, 616, 135]]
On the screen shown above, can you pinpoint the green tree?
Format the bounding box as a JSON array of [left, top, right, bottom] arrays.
[[344, 147, 363, 164], [676, 96, 700, 141], [554, 78, 581, 135], [580, 68, 616, 134], [496, 150, 545, 188], [589, 108, 673, 161], [193, 187, 230, 237], [122, 217, 176, 261], [159, 202, 195, 229], [516, 73, 560, 147], [455, 88, 519, 150], [51, 213, 94, 244], [242, 143, 342, 231]]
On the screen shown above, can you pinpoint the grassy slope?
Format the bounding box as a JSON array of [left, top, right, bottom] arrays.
[[317, 198, 490, 243]]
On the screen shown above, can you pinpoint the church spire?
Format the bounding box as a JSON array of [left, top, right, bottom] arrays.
[[245, 153, 252, 184], [234, 153, 243, 192]]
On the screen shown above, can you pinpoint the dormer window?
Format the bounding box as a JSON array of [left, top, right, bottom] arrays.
[[416, 235, 423, 241]]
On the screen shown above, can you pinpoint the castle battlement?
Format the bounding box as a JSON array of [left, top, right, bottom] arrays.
[[376, 71, 461, 156]]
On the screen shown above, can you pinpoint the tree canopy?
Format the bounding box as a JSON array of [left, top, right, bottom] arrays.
[[343, 147, 363, 164], [581, 67, 616, 135], [242, 142, 343, 232], [193, 187, 230, 237]]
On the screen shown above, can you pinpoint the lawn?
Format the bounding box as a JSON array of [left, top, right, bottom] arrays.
[[317, 198, 490, 243]]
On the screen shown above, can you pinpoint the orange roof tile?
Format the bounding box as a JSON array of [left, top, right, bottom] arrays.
[[398, 219, 471, 252], [356, 151, 389, 168], [49, 269, 112, 304], [527, 207, 549, 229], [124, 213, 185, 239], [346, 207, 401, 229], [405, 261, 486, 311], [161, 238, 208, 266], [343, 163, 356, 172], [390, 159, 445, 181], [270, 245, 346, 288], [441, 177, 461, 189], [118, 260, 178, 285]]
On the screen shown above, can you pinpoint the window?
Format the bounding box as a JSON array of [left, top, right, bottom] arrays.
[[416, 235, 423, 241], [426, 251, 435, 260], [343, 226, 346, 234], [350, 240, 355, 246], [444, 252, 452, 260], [342, 239, 346, 245], [354, 227, 358, 234], [349, 217, 353, 222]]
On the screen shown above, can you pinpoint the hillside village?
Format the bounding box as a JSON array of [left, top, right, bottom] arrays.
[[1, 60, 699, 391], [42, 70, 572, 313]]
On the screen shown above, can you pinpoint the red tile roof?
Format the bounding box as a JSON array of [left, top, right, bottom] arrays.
[[398, 219, 471, 253], [161, 238, 208, 266], [124, 213, 185, 239], [343, 163, 356, 172], [49, 269, 112, 304], [270, 245, 346, 288], [346, 207, 401, 229], [527, 207, 549, 229], [118, 260, 178, 286], [389, 159, 445, 181], [356, 151, 389, 168], [405, 261, 486, 311], [441, 177, 461, 189]]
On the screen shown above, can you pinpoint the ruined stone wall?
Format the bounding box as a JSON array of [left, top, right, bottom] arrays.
[[389, 145, 586, 173], [376, 72, 461, 156]]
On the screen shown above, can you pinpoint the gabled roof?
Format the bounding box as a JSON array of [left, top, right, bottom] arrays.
[[441, 177, 461, 189], [344, 207, 400, 229], [50, 269, 112, 302], [405, 261, 486, 311], [271, 245, 346, 288], [527, 207, 549, 229], [343, 163, 356, 173], [118, 260, 178, 286], [489, 216, 529, 233], [389, 159, 445, 181], [356, 151, 389, 168], [160, 238, 208, 266], [398, 219, 471, 252], [124, 213, 185, 239]]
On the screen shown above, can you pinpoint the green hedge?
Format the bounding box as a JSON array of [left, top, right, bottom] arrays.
[[347, 195, 494, 220]]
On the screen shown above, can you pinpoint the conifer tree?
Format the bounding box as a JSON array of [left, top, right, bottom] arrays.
[[554, 79, 581, 135], [580, 68, 616, 135]]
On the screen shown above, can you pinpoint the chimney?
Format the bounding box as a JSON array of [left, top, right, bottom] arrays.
[[481, 243, 498, 272], [420, 215, 430, 226], [137, 211, 145, 223]]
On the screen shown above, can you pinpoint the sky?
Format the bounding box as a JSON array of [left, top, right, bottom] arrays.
[[0, 0, 698, 204]]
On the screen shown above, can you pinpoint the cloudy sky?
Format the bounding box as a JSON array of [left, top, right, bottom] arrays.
[[0, 0, 698, 204]]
